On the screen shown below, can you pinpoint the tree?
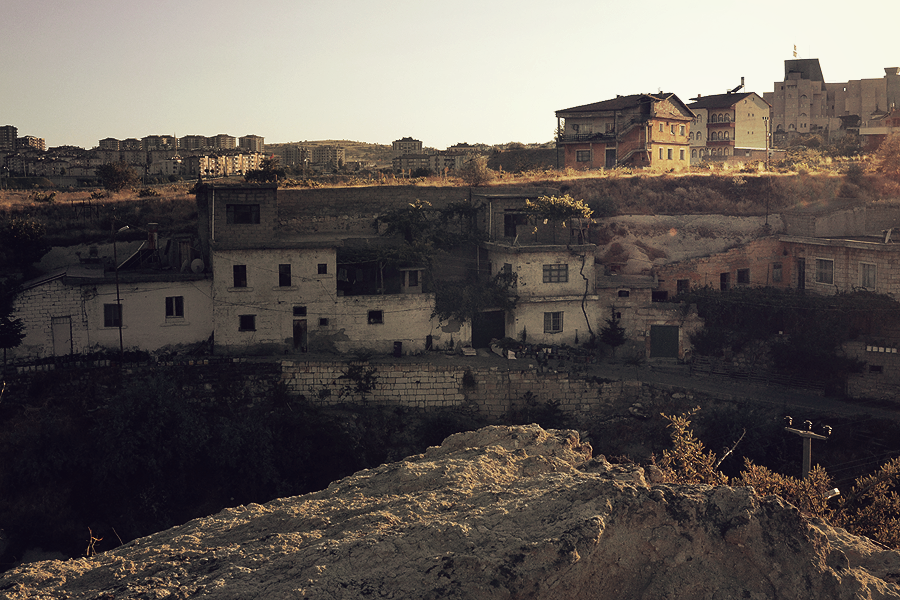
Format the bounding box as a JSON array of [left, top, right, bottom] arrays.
[[0, 217, 49, 273], [459, 156, 494, 187], [0, 282, 24, 364], [875, 133, 900, 180], [598, 308, 627, 356], [523, 194, 593, 243], [96, 161, 139, 193], [245, 156, 285, 183]]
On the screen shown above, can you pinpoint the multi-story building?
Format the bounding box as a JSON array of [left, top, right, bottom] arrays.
[[179, 135, 208, 150], [392, 151, 467, 173], [17, 136, 46, 151], [0, 125, 17, 152], [122, 138, 142, 151], [555, 93, 694, 170], [687, 90, 770, 164], [311, 145, 345, 168], [765, 59, 900, 144], [142, 135, 176, 151], [392, 137, 422, 157], [282, 145, 311, 167], [209, 134, 236, 150], [239, 135, 264, 153], [98, 138, 120, 151]]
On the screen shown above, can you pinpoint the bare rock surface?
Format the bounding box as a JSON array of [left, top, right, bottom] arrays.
[[2, 424, 900, 599]]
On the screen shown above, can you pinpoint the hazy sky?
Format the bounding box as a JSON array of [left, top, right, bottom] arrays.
[[3, 0, 898, 150]]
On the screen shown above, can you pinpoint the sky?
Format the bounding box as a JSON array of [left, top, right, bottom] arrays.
[[2, 0, 899, 151]]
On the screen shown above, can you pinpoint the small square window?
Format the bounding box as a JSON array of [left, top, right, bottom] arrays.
[[319, 317, 329, 327], [104, 303, 122, 328], [233, 264, 247, 288], [279, 264, 291, 287], [368, 310, 384, 324], [543, 311, 563, 333], [226, 204, 260, 224], [737, 268, 750, 285], [238, 314, 256, 331], [576, 150, 591, 162], [542, 264, 568, 283], [617, 290, 630, 298], [293, 305, 307, 317], [317, 263, 328, 275], [165, 296, 184, 318]]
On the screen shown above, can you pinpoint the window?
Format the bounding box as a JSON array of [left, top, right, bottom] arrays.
[[165, 296, 184, 318], [319, 317, 329, 327], [104, 303, 122, 328], [317, 263, 328, 275], [225, 204, 260, 224], [279, 264, 292, 287], [605, 122, 615, 133], [617, 290, 630, 298], [737, 268, 750, 285], [679, 149, 685, 160], [238, 314, 256, 331], [670, 125, 676, 134], [543, 311, 563, 333], [293, 305, 307, 317], [677, 279, 690, 295], [815, 259, 834, 284], [772, 262, 783, 283], [576, 150, 591, 162], [659, 123, 664, 132], [659, 148, 664, 160], [368, 310, 384, 324], [691, 149, 696, 158], [233, 264, 247, 288], [680, 125, 685, 136], [407, 270, 419, 287], [667, 149, 673, 160], [697, 131, 702, 141], [542, 264, 568, 283], [860, 263, 876, 289]]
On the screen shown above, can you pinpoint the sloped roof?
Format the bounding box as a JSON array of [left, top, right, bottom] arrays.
[[687, 92, 769, 110], [556, 93, 694, 118]]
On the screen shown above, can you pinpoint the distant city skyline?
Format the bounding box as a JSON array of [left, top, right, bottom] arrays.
[[3, 0, 898, 151]]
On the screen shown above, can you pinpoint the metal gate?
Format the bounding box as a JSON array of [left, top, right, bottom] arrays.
[[649, 325, 679, 358]]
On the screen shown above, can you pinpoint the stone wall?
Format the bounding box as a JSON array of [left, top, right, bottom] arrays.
[[3, 358, 653, 421]]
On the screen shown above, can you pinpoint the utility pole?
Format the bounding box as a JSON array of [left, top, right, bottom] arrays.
[[784, 416, 832, 479]]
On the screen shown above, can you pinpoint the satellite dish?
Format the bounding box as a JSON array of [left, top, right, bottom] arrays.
[[190, 258, 205, 273]]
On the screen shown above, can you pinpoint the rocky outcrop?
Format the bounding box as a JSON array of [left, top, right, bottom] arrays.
[[2, 424, 900, 599]]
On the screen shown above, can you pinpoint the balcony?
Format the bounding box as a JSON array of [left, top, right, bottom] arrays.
[[707, 121, 735, 128], [558, 131, 616, 143]]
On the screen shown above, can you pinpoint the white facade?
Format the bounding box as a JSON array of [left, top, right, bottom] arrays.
[[484, 243, 601, 346], [12, 269, 213, 361]]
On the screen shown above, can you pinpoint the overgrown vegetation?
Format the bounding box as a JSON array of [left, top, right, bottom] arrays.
[[654, 408, 900, 549], [679, 286, 899, 380]]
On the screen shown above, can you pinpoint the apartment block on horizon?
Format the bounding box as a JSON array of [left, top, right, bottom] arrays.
[[239, 135, 264, 153], [1, 125, 18, 152], [392, 137, 423, 157], [555, 93, 694, 170]]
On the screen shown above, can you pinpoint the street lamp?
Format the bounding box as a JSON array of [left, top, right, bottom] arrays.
[[113, 225, 129, 361]]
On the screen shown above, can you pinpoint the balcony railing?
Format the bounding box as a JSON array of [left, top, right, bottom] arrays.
[[558, 132, 616, 143]]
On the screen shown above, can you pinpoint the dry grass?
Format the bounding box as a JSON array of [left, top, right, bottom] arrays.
[[0, 184, 197, 246]]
